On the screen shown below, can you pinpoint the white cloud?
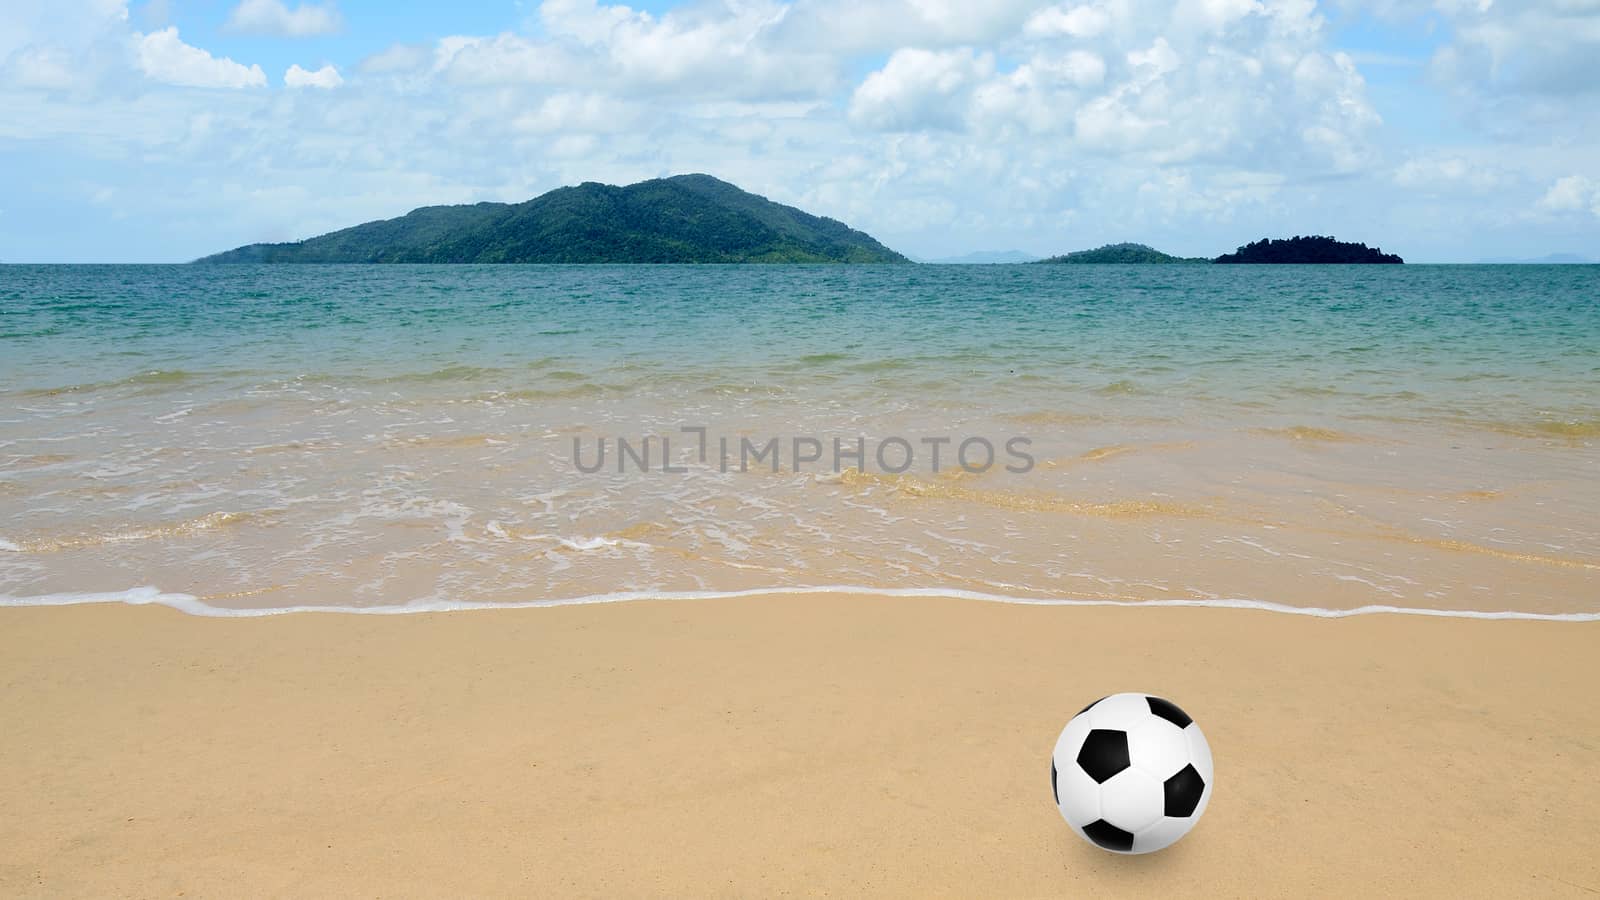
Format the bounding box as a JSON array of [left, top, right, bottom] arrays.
[[224, 0, 341, 38], [847, 0, 1379, 175], [359, 43, 430, 75], [1023, 4, 1112, 39], [1173, 0, 1262, 32], [539, 0, 642, 45], [775, 0, 1041, 54], [0, 0, 133, 92], [5, 45, 78, 89], [1539, 175, 1600, 217], [1127, 36, 1181, 76], [967, 51, 1104, 135], [849, 48, 994, 131], [134, 27, 266, 88], [511, 91, 641, 134], [423, 2, 832, 99], [1393, 155, 1504, 191], [542, 0, 833, 98], [432, 34, 574, 85], [1416, 0, 1600, 98], [284, 62, 341, 88], [0, 0, 129, 60]]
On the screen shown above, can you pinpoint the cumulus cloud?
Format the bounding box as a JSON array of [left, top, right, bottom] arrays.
[[849, 47, 995, 131], [1539, 175, 1600, 216], [1433, 0, 1600, 96], [416, 1, 834, 99], [224, 0, 341, 38], [1172, 0, 1262, 32], [851, 0, 1379, 172], [431, 34, 575, 85], [549, 0, 836, 98], [1024, 3, 1112, 39], [0, 0, 135, 92], [135, 27, 266, 88], [1413, 0, 1600, 128], [774, 0, 1042, 54], [511, 91, 640, 134], [284, 62, 341, 88]]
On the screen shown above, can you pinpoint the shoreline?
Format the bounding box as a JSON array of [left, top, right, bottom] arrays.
[[4, 583, 1600, 621], [4, 592, 1598, 896], [6, 266, 1597, 624]]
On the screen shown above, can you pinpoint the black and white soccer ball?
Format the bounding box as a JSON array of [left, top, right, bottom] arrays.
[[1050, 692, 1213, 854]]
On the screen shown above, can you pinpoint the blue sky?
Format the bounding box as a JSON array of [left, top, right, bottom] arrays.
[[2, 0, 1598, 262]]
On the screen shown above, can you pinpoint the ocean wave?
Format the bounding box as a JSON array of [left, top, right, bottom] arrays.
[[2, 510, 264, 553], [476, 384, 613, 401], [1478, 418, 1600, 440], [835, 468, 1208, 519], [1, 584, 1595, 622], [11, 368, 210, 397], [1251, 425, 1370, 443]]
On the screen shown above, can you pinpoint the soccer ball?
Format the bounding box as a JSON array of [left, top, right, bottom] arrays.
[[1050, 692, 1213, 854]]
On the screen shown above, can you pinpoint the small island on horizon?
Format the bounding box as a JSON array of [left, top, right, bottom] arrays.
[[1215, 235, 1403, 264], [1034, 243, 1208, 264]]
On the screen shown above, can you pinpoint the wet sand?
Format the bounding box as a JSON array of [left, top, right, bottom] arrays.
[[2, 594, 1598, 897]]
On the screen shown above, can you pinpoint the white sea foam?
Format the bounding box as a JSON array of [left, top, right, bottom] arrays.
[[1, 584, 1597, 622], [558, 536, 624, 551]]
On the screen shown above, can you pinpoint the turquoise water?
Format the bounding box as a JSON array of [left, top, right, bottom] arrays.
[[1, 264, 1597, 615], [4, 264, 1597, 428]]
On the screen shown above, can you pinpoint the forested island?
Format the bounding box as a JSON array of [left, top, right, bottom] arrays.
[[1214, 236, 1403, 264], [197, 175, 907, 264], [1035, 243, 1206, 264]]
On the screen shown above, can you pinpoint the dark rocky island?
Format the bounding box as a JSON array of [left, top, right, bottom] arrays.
[[1215, 236, 1402, 264], [1035, 242, 1206, 264], [197, 174, 907, 264]]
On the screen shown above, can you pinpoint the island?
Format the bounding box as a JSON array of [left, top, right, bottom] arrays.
[[927, 250, 1040, 264], [1033, 243, 1206, 264], [196, 174, 908, 264], [1215, 236, 1402, 264]]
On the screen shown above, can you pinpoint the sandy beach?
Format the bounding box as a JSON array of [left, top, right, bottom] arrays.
[[3, 593, 1597, 897]]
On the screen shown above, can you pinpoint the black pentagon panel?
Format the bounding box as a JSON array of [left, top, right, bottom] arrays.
[[1076, 729, 1131, 784], [1164, 763, 1206, 817], [1051, 761, 1060, 806], [1082, 819, 1135, 853], [1078, 695, 1108, 717], [1146, 696, 1193, 729]]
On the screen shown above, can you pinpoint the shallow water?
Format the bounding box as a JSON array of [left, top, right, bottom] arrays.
[[2, 264, 1597, 614]]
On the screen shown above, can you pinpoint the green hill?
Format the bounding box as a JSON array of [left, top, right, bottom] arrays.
[[196, 175, 908, 264], [1035, 243, 1206, 264], [1215, 236, 1402, 264]]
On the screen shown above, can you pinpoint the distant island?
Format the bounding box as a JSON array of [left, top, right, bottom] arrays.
[[1478, 253, 1593, 265], [927, 250, 1040, 264], [197, 174, 907, 264], [1035, 243, 1206, 264], [1215, 236, 1402, 264]]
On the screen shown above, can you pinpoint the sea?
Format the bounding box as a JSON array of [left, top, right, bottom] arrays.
[[2, 264, 1597, 618]]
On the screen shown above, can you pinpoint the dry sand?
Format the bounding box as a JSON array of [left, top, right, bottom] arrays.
[[2, 594, 1597, 898]]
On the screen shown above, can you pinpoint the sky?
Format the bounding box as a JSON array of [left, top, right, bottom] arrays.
[[1, 0, 1597, 263]]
